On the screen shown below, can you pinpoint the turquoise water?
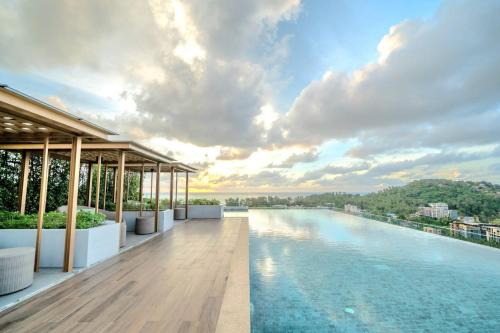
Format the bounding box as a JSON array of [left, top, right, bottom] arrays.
[[249, 209, 500, 332]]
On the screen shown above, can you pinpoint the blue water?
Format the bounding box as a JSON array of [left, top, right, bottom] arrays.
[[249, 209, 500, 332]]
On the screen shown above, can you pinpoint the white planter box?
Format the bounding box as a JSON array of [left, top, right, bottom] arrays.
[[0, 221, 120, 268], [188, 205, 224, 219], [111, 210, 174, 233]]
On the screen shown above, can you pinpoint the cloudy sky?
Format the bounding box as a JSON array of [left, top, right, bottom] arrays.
[[1, 0, 499, 193]]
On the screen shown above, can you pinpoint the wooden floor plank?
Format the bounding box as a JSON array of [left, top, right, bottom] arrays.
[[0, 218, 247, 333]]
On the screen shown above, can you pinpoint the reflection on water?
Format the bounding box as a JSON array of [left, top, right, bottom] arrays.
[[250, 209, 500, 333]]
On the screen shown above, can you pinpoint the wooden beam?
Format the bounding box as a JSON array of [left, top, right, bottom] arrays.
[[34, 138, 50, 272], [94, 153, 102, 213], [115, 151, 125, 224], [103, 163, 108, 210], [0, 89, 113, 138], [185, 171, 189, 220], [155, 163, 161, 232], [139, 164, 144, 216], [86, 162, 93, 207], [63, 136, 82, 272], [18, 151, 31, 215], [169, 167, 174, 209]]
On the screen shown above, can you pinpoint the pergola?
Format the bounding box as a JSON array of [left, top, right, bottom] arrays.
[[0, 85, 196, 272]]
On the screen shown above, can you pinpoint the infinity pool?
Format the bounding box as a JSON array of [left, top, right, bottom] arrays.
[[249, 209, 500, 332]]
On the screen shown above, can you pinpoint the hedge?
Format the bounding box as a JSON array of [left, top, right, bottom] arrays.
[[0, 210, 106, 229]]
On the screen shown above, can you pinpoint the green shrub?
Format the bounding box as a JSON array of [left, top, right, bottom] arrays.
[[0, 210, 105, 229], [188, 198, 220, 205]]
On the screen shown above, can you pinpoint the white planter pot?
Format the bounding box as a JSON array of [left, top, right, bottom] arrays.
[[187, 205, 224, 219], [110, 209, 174, 233], [0, 221, 120, 268]]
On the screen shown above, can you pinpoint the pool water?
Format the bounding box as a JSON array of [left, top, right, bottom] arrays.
[[249, 209, 500, 332]]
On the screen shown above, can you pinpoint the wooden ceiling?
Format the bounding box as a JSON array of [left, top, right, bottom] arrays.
[[0, 110, 106, 144]]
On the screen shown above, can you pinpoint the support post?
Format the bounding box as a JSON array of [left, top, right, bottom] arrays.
[[185, 171, 189, 220], [18, 151, 31, 215], [139, 164, 144, 216], [113, 167, 118, 203], [150, 169, 153, 208], [175, 171, 178, 207], [95, 154, 102, 213], [169, 167, 174, 209], [155, 163, 161, 232], [34, 138, 50, 272], [63, 136, 82, 272], [115, 152, 125, 224], [125, 170, 130, 202], [86, 162, 93, 207], [103, 163, 108, 210]]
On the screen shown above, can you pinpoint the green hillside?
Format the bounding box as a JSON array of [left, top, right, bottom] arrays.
[[302, 179, 500, 222], [227, 179, 500, 223]]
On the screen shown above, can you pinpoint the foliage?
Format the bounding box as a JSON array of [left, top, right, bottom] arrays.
[[225, 179, 500, 223], [0, 150, 71, 213], [0, 210, 106, 229], [188, 198, 220, 205]]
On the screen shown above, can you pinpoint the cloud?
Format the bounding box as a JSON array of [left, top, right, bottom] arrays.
[[213, 170, 291, 188], [217, 147, 253, 161], [268, 148, 319, 168], [281, 0, 500, 152], [296, 162, 371, 184], [0, 0, 301, 150], [297, 148, 500, 190]]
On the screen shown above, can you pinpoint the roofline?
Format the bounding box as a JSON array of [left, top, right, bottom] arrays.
[[0, 84, 117, 136]]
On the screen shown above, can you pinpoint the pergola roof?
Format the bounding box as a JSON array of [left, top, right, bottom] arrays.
[[0, 85, 196, 172], [0, 85, 115, 143]]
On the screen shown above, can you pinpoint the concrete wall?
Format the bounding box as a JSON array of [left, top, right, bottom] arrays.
[[188, 205, 224, 219], [106, 209, 174, 233], [0, 221, 120, 268]]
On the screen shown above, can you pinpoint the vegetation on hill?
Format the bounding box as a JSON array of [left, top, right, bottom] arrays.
[[226, 179, 500, 223]]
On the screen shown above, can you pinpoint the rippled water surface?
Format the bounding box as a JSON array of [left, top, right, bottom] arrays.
[[249, 209, 500, 332]]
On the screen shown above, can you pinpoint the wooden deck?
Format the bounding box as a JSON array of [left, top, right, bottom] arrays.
[[0, 218, 249, 333]]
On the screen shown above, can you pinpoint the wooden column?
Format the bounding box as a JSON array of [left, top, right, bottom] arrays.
[[103, 163, 108, 210], [63, 136, 82, 273], [86, 162, 93, 207], [150, 169, 153, 208], [175, 171, 178, 207], [115, 152, 125, 224], [34, 138, 50, 272], [169, 167, 174, 209], [125, 170, 130, 202], [185, 171, 189, 220], [18, 151, 31, 215], [139, 164, 144, 216], [113, 167, 118, 203], [94, 154, 102, 213], [155, 163, 161, 232]]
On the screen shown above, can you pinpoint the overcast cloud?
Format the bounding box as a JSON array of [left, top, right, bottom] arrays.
[[0, 0, 499, 192]]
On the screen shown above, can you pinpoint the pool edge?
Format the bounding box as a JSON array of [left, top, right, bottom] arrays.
[[215, 217, 250, 333]]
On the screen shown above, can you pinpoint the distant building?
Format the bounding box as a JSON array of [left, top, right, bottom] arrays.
[[423, 226, 442, 235], [271, 204, 287, 209], [462, 216, 475, 223], [484, 225, 500, 243], [344, 204, 361, 214], [386, 212, 397, 219], [418, 203, 457, 220], [450, 221, 482, 239]]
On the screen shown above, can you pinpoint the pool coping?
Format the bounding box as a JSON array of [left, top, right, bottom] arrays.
[[215, 218, 250, 333]]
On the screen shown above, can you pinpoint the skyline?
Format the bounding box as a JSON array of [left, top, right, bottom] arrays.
[[1, 0, 499, 193]]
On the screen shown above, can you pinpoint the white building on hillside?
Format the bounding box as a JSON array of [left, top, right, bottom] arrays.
[[418, 203, 458, 219], [344, 204, 361, 214]]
